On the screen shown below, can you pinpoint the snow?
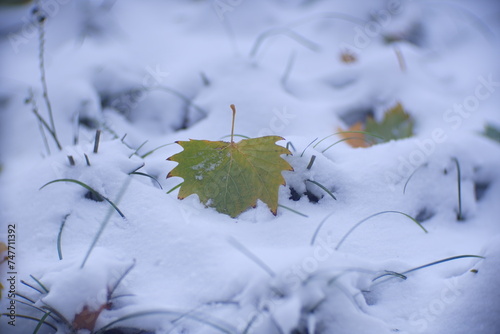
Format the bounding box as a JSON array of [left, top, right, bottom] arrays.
[[0, 0, 499, 333]]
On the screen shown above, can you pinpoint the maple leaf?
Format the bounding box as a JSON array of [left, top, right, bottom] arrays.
[[365, 102, 413, 143], [167, 105, 293, 218]]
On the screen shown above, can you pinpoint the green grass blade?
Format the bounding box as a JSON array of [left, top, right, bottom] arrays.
[[40, 179, 126, 218], [321, 137, 373, 153], [30, 275, 49, 293], [305, 179, 337, 200], [227, 237, 276, 277], [140, 142, 175, 159], [372, 255, 485, 282], [403, 163, 427, 194], [300, 137, 318, 157], [0, 313, 57, 332], [278, 204, 309, 217], [310, 211, 336, 246], [335, 211, 427, 250], [57, 214, 70, 260], [402, 255, 484, 276], [109, 260, 136, 298], [166, 182, 183, 194], [128, 140, 149, 158], [15, 292, 36, 304], [81, 177, 131, 268], [130, 172, 163, 189], [20, 280, 44, 294], [33, 311, 52, 334]]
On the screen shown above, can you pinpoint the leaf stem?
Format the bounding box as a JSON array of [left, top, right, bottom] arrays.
[[230, 104, 236, 143]]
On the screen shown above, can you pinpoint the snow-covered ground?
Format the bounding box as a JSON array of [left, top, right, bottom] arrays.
[[1, 1, 500, 333]]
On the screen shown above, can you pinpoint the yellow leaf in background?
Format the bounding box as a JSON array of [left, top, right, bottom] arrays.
[[0, 242, 6, 253]]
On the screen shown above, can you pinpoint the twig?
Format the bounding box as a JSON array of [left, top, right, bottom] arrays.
[[35, 6, 61, 151]]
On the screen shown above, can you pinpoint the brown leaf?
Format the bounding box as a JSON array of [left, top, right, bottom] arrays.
[[337, 122, 371, 148], [72, 303, 110, 331]]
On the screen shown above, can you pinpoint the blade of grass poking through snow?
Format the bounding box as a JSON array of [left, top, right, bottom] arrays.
[[300, 137, 318, 157], [310, 210, 335, 246], [321, 137, 375, 153], [57, 214, 70, 260], [335, 211, 427, 250], [130, 172, 163, 189], [108, 260, 136, 299], [29, 275, 49, 293], [9, 298, 45, 313], [95, 309, 238, 334], [81, 177, 131, 269], [305, 179, 337, 200], [16, 292, 36, 304], [403, 163, 427, 194], [278, 204, 309, 217], [128, 140, 149, 158], [140, 142, 175, 158], [0, 314, 57, 332], [167, 182, 182, 194], [401, 255, 485, 276], [372, 255, 485, 283], [313, 131, 385, 149], [20, 280, 44, 294], [452, 157, 464, 220], [40, 179, 125, 218], [9, 299, 61, 324], [32, 311, 52, 334], [227, 237, 276, 277], [286, 141, 296, 152]]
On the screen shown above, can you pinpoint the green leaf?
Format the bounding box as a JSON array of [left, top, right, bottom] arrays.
[[483, 123, 500, 143], [167, 136, 293, 217], [365, 103, 414, 144]]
